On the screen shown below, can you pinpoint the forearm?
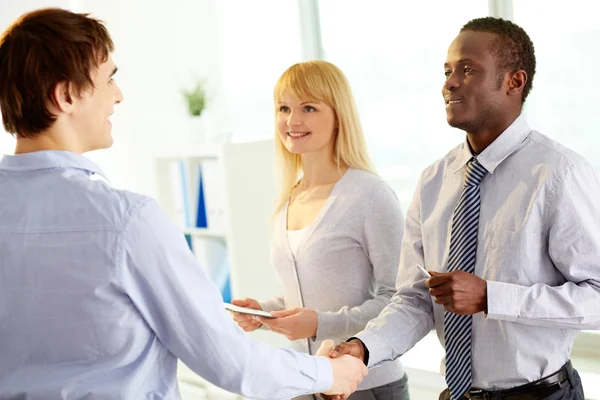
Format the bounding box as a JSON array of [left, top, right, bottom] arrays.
[[185, 323, 333, 399], [486, 280, 600, 329], [315, 295, 392, 341], [122, 201, 332, 399], [259, 295, 285, 312], [354, 291, 435, 368]]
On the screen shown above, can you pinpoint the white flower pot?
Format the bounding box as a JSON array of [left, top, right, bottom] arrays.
[[189, 115, 206, 144]]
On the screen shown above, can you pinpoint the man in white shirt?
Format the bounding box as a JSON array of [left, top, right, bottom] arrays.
[[0, 8, 367, 399], [325, 16, 599, 400]]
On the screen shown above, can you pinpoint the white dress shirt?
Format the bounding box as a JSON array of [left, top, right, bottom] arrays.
[[357, 114, 600, 390]]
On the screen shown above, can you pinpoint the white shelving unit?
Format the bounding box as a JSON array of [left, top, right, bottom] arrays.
[[155, 139, 281, 300], [155, 139, 289, 398]]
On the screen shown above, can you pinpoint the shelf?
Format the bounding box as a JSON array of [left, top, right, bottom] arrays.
[[155, 143, 223, 160], [182, 227, 227, 239]]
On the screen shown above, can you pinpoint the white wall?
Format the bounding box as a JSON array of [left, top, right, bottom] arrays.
[[0, 0, 72, 41], [0, 0, 76, 155], [70, 0, 225, 197], [1, 0, 225, 198]]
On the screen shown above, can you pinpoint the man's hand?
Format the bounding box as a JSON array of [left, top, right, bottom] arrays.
[[231, 298, 263, 332], [318, 339, 368, 399], [258, 307, 317, 341], [426, 270, 487, 314], [328, 339, 365, 363], [317, 339, 367, 400]]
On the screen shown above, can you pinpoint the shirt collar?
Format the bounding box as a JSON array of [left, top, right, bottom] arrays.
[[452, 113, 531, 175], [0, 150, 107, 179]]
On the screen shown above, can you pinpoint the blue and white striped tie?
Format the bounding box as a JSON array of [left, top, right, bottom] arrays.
[[444, 158, 487, 400]]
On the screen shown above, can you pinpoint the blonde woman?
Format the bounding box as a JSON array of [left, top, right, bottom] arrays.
[[232, 61, 409, 400]]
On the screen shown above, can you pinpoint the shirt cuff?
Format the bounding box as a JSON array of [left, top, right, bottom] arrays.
[[355, 330, 389, 369], [312, 355, 334, 394], [316, 311, 340, 341], [258, 299, 282, 313], [486, 280, 523, 322]]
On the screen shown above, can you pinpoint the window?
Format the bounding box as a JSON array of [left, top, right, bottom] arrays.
[[317, 1, 489, 209], [513, 0, 600, 170]]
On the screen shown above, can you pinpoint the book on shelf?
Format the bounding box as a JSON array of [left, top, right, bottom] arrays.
[[199, 159, 227, 233], [170, 158, 227, 233], [194, 163, 208, 229], [169, 160, 191, 227]]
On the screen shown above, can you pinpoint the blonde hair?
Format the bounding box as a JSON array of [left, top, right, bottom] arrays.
[[273, 60, 376, 213]]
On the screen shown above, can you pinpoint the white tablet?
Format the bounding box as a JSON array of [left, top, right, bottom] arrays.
[[224, 303, 276, 319]]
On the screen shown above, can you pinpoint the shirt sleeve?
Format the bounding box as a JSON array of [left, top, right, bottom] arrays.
[[118, 199, 333, 399], [486, 161, 600, 329], [259, 295, 286, 312], [315, 181, 405, 341], [355, 177, 435, 368]]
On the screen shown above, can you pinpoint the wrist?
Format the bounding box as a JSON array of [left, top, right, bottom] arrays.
[[483, 280, 488, 313], [347, 338, 367, 365]]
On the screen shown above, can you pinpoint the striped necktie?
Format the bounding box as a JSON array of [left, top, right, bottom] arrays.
[[444, 157, 487, 399]]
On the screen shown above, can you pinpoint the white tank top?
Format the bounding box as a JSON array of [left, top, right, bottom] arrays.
[[286, 225, 310, 256]]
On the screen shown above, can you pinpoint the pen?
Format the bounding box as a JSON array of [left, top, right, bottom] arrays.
[[416, 263, 431, 278]]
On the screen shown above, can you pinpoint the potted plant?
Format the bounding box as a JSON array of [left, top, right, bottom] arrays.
[[181, 79, 208, 142]]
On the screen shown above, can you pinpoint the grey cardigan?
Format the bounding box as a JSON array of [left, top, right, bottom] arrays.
[[260, 168, 406, 390]]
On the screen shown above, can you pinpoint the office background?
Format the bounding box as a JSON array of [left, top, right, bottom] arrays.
[[1, 0, 599, 398]]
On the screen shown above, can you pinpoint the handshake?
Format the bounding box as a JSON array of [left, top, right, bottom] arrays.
[[230, 299, 368, 399], [314, 339, 369, 400]]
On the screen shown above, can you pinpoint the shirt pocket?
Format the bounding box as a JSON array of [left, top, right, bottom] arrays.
[[483, 228, 552, 286]]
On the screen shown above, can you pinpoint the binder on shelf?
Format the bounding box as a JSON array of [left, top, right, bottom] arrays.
[[200, 159, 227, 233], [194, 164, 208, 228], [169, 160, 191, 227], [184, 233, 193, 252], [220, 266, 231, 303]]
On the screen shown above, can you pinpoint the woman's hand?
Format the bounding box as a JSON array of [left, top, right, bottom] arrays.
[[258, 307, 318, 341]]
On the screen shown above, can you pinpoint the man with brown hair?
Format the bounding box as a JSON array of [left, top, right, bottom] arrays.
[[0, 8, 367, 399]]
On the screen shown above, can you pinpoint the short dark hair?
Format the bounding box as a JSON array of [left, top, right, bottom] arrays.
[[0, 8, 114, 138], [461, 17, 536, 104]]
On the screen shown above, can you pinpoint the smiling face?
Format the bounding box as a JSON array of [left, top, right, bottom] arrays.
[[275, 93, 337, 157], [70, 55, 123, 151], [442, 30, 505, 134]]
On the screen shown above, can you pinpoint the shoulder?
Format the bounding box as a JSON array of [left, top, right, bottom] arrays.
[[522, 131, 599, 197], [72, 177, 155, 230], [341, 169, 402, 217], [343, 168, 387, 192], [525, 130, 591, 171]]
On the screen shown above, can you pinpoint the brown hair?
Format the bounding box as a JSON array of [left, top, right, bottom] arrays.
[[0, 8, 114, 138]]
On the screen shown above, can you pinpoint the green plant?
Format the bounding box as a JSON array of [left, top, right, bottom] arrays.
[[181, 80, 207, 117]]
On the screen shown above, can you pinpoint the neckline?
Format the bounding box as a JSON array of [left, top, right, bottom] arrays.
[[281, 168, 353, 260]]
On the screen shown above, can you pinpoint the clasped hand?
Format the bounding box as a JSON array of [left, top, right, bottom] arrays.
[[425, 269, 488, 315], [316, 339, 368, 400]]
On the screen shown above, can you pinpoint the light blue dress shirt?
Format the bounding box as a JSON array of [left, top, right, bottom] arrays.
[[0, 150, 333, 399]]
